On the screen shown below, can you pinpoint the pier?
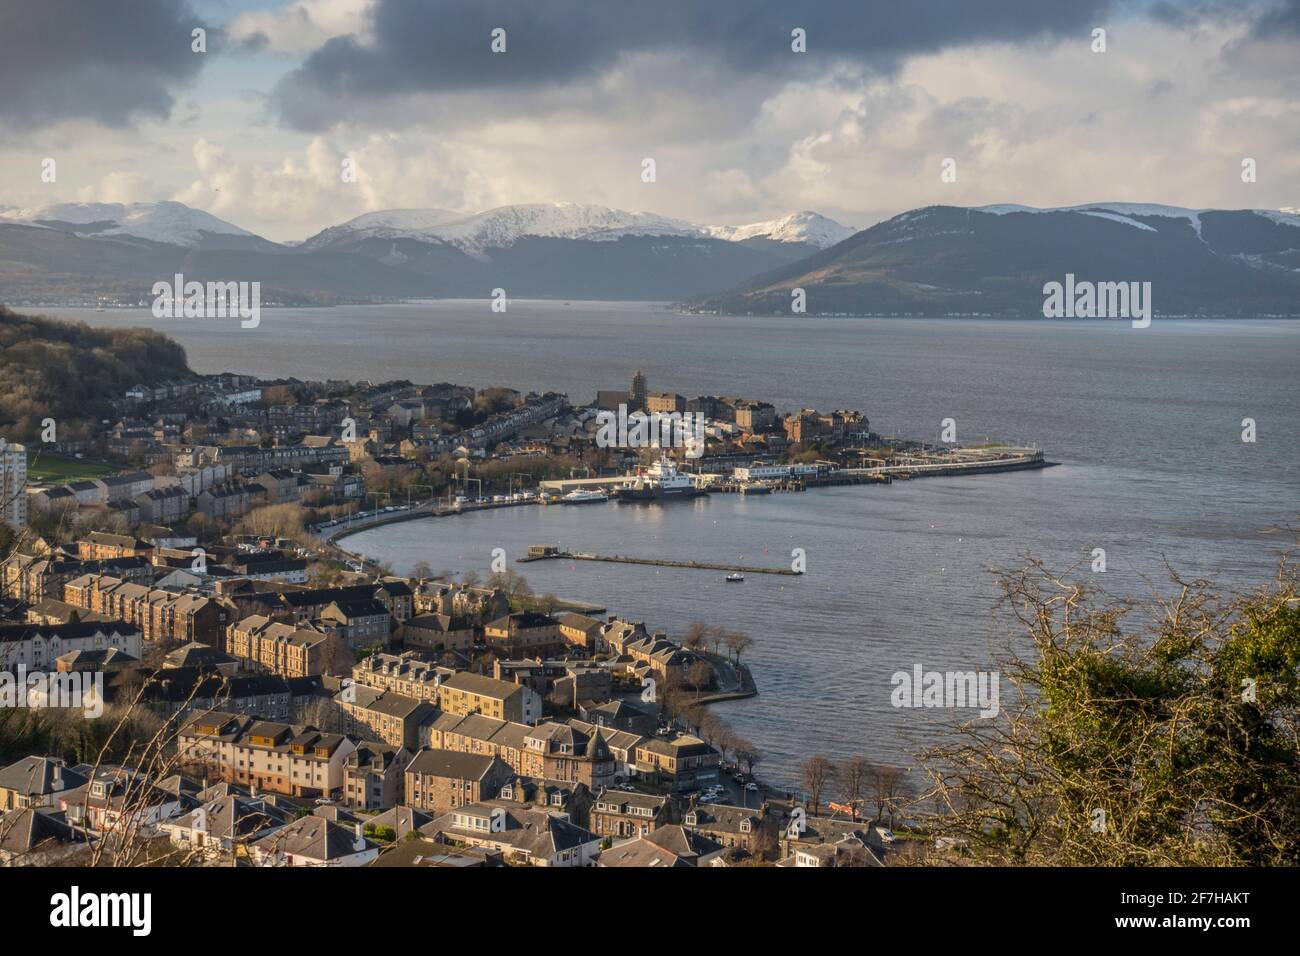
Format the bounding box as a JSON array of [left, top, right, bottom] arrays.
[[518, 547, 801, 576]]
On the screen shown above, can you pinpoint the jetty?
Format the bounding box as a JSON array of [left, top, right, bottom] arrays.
[[519, 545, 801, 576]]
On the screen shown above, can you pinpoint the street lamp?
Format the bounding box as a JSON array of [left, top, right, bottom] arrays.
[[406, 483, 437, 509]]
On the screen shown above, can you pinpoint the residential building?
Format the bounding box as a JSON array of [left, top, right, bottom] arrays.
[[319, 598, 392, 647], [682, 802, 773, 856], [483, 611, 564, 656], [436, 671, 542, 725], [590, 788, 670, 839], [0, 620, 142, 671], [225, 615, 334, 677], [401, 613, 476, 653], [336, 686, 433, 750], [160, 793, 291, 859], [63, 574, 232, 646], [420, 802, 601, 867], [342, 742, 409, 810], [0, 441, 27, 529], [176, 712, 356, 799], [556, 612, 605, 652], [404, 749, 513, 813], [351, 652, 446, 701], [0, 757, 88, 812], [634, 734, 722, 791], [249, 816, 379, 867], [598, 824, 724, 867], [76, 532, 153, 561], [520, 722, 616, 790]]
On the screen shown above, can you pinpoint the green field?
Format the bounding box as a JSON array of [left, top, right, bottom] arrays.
[[25, 453, 117, 484]]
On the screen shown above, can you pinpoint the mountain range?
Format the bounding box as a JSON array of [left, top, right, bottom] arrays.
[[2, 200, 1298, 315], [0, 201, 851, 305]]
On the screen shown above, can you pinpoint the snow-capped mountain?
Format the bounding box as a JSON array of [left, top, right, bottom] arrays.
[[707, 211, 856, 248], [303, 202, 853, 254], [0, 201, 273, 249]]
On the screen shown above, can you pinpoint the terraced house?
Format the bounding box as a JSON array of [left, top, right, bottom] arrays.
[[63, 573, 231, 646], [590, 789, 671, 839], [352, 651, 446, 701], [0, 620, 142, 671], [336, 685, 434, 749], [226, 614, 334, 677], [520, 722, 616, 790]]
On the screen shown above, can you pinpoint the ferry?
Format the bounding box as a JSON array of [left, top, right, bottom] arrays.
[[614, 457, 708, 502], [725, 572, 745, 583], [560, 489, 609, 505]]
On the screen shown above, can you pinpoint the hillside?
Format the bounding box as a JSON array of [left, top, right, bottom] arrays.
[[0, 307, 192, 439], [687, 204, 1300, 317]]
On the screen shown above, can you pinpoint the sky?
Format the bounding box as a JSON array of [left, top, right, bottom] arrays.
[[0, 0, 1297, 242]]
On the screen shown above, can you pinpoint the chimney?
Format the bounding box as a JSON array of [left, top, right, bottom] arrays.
[[51, 760, 63, 789]]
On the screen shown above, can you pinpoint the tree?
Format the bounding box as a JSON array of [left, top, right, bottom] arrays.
[[714, 725, 738, 766], [865, 764, 910, 827], [840, 756, 870, 807], [411, 560, 433, 580], [683, 621, 708, 652], [687, 661, 714, 697], [919, 551, 1300, 866], [800, 755, 835, 814], [724, 630, 754, 664], [734, 738, 761, 775]]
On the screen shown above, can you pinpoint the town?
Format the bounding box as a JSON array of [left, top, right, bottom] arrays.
[[0, 368, 1036, 867]]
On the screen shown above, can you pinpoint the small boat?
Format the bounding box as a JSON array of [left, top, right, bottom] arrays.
[[725, 573, 745, 583]]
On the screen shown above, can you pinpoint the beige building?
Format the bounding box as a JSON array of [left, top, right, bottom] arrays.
[[482, 612, 563, 656], [351, 652, 446, 701], [177, 712, 355, 799], [437, 671, 543, 725], [336, 686, 434, 749], [226, 614, 333, 677]]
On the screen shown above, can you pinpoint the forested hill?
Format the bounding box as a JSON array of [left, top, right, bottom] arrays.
[[0, 307, 193, 438]]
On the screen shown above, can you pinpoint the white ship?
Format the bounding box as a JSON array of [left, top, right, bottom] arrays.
[[560, 489, 609, 504]]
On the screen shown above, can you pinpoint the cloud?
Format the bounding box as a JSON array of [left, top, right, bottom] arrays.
[[0, 0, 215, 130], [228, 0, 375, 54], [75, 171, 155, 205], [270, 0, 1114, 130]]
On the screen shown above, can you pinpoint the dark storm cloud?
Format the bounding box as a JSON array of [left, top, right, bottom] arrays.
[[0, 0, 214, 129], [272, 0, 1115, 129], [1249, 0, 1300, 32]]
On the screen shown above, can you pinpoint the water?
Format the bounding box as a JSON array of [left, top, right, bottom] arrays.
[[56, 302, 1300, 791]]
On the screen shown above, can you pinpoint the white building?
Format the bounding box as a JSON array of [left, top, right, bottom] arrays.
[[0, 440, 27, 529], [0, 621, 144, 671]]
